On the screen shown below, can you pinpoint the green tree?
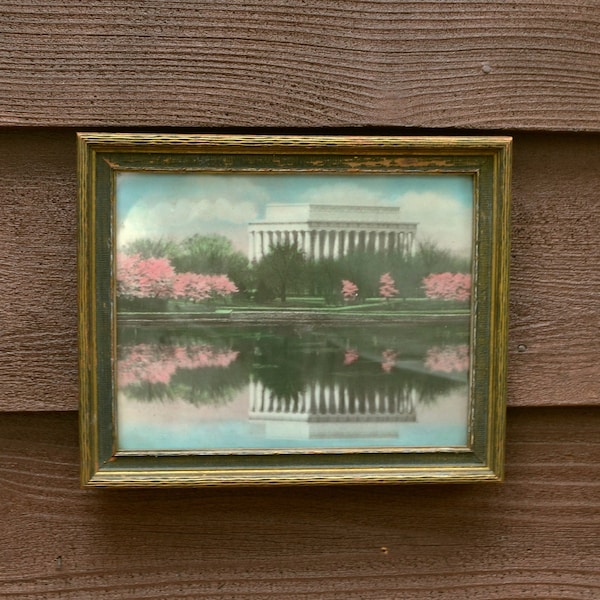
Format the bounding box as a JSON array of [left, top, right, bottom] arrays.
[[308, 258, 344, 304], [123, 237, 179, 260], [255, 241, 306, 303], [172, 234, 252, 294], [404, 239, 470, 298], [415, 239, 470, 274]]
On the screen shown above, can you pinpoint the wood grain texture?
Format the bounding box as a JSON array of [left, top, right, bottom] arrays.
[[0, 408, 598, 599], [0, 131, 598, 411], [0, 1, 599, 130], [0, 131, 78, 411], [509, 134, 600, 406]]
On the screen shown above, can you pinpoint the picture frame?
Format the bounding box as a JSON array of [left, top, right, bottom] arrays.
[[78, 134, 511, 487]]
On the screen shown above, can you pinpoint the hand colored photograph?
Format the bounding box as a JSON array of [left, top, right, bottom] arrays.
[[115, 173, 474, 453]]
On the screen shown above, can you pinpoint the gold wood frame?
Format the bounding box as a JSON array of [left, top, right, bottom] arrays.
[[78, 134, 511, 487]]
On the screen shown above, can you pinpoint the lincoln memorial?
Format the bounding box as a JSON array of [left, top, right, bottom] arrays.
[[248, 204, 418, 262]]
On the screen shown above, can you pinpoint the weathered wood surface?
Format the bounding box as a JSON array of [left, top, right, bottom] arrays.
[[0, 408, 597, 599], [0, 131, 78, 411], [1, 1, 599, 130], [0, 131, 598, 411], [509, 134, 600, 407]]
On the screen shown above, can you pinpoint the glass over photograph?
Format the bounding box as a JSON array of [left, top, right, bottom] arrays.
[[115, 173, 474, 453]]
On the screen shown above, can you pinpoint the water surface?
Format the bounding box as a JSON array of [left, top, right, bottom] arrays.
[[117, 322, 470, 451]]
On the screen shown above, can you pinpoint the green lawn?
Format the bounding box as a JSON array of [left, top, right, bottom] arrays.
[[151, 296, 469, 315]]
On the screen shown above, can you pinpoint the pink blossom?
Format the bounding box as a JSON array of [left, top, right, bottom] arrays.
[[208, 274, 239, 298], [144, 362, 178, 384], [137, 257, 176, 299], [381, 349, 397, 373], [425, 345, 469, 373], [343, 348, 359, 365], [341, 279, 359, 300], [173, 272, 212, 302], [117, 251, 238, 304], [118, 343, 239, 388], [116, 253, 143, 298], [422, 272, 471, 302], [116, 253, 176, 299], [379, 272, 399, 299], [173, 273, 238, 302], [117, 344, 178, 386]]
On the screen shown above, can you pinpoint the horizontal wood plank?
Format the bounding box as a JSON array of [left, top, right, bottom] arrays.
[[509, 134, 600, 406], [0, 408, 598, 599], [0, 131, 598, 411], [0, 131, 78, 411], [0, 1, 599, 130]]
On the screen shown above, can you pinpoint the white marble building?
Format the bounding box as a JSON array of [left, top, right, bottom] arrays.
[[248, 204, 418, 262]]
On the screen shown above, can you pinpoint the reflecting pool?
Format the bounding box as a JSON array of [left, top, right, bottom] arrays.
[[117, 321, 470, 451]]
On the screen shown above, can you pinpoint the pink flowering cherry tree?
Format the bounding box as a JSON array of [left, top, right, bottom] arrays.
[[341, 279, 359, 302], [117, 253, 176, 299], [117, 252, 238, 305], [208, 274, 239, 299], [422, 272, 471, 302], [137, 256, 177, 299], [173, 273, 238, 302], [172, 272, 212, 302], [379, 272, 399, 300], [172, 273, 238, 303]]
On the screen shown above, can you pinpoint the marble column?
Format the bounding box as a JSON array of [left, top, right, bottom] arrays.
[[248, 231, 255, 262], [332, 230, 340, 258], [255, 231, 262, 261]]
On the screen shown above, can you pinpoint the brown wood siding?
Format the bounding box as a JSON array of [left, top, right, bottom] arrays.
[[0, 408, 598, 599], [1, 1, 599, 130], [0, 2, 598, 597], [0, 131, 598, 412]]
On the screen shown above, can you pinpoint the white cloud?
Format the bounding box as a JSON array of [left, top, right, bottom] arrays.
[[396, 191, 472, 257], [116, 175, 472, 258], [298, 182, 387, 206], [117, 186, 262, 250], [299, 185, 472, 257]]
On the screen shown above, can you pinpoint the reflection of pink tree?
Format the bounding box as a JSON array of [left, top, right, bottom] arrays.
[[379, 272, 399, 300], [423, 272, 471, 302], [172, 345, 240, 369], [118, 345, 178, 387], [381, 349, 397, 373], [118, 344, 240, 387], [425, 345, 469, 373], [343, 348, 359, 365], [341, 279, 359, 301]]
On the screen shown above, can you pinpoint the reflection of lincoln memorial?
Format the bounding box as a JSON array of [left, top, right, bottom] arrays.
[[248, 204, 417, 262], [249, 378, 417, 440]]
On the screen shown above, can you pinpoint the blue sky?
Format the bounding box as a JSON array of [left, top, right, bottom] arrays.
[[116, 172, 474, 256]]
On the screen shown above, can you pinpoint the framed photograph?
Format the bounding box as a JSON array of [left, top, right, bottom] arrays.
[[78, 134, 511, 487]]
